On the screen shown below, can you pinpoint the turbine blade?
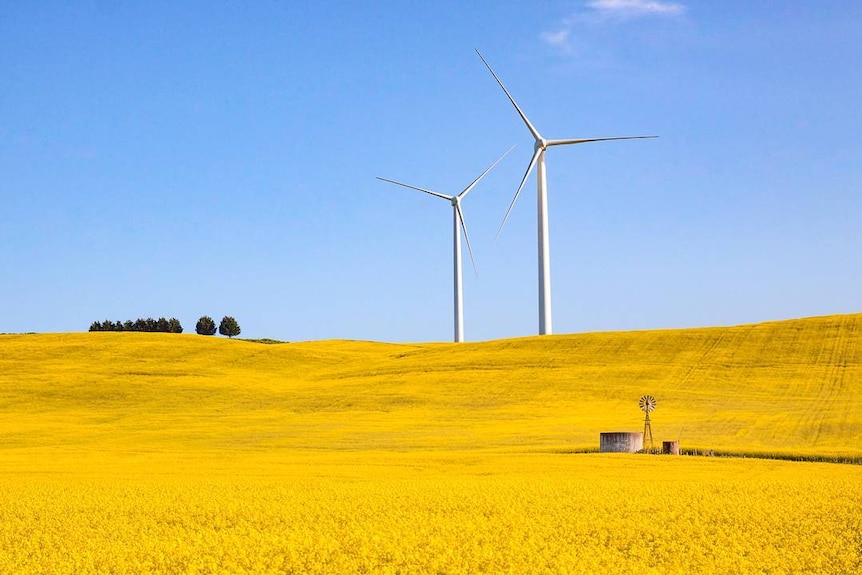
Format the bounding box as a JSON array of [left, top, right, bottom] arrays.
[[458, 144, 516, 200], [456, 204, 478, 277], [476, 49, 543, 143], [376, 177, 452, 201], [545, 135, 658, 147], [495, 147, 542, 242]]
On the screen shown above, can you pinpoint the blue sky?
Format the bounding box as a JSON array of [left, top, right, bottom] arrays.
[[2, 1, 860, 342]]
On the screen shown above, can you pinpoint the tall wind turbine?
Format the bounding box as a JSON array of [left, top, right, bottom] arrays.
[[477, 50, 657, 336], [377, 146, 513, 343]]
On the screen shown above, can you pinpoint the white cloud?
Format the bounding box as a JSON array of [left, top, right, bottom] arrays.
[[540, 0, 686, 52], [541, 28, 571, 49], [587, 0, 685, 18]]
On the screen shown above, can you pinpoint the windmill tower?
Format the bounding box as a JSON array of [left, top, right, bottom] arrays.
[[639, 395, 656, 452]]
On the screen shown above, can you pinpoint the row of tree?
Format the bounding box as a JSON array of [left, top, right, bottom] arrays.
[[196, 316, 241, 338], [89, 317, 183, 333], [88, 316, 243, 338]]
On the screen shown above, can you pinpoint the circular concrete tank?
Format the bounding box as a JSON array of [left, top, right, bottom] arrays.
[[662, 441, 680, 455], [600, 432, 643, 453]]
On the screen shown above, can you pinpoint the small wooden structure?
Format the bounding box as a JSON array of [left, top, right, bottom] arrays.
[[662, 440, 680, 455]]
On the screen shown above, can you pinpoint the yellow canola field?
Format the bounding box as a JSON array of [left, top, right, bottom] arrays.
[[2, 455, 861, 575], [1, 313, 861, 573], [1, 313, 861, 458]]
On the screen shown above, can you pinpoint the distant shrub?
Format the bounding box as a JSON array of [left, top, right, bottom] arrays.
[[89, 320, 125, 332]]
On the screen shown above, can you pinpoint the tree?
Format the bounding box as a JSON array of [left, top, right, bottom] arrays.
[[196, 316, 217, 336], [168, 318, 183, 334], [219, 316, 241, 338]]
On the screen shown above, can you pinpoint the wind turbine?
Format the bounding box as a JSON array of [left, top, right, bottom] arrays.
[[477, 50, 657, 336], [377, 146, 513, 343]]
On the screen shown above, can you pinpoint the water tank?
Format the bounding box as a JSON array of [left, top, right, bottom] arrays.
[[600, 432, 643, 453]]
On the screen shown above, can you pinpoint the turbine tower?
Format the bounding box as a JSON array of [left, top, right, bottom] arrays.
[[377, 146, 513, 342], [477, 50, 657, 335]]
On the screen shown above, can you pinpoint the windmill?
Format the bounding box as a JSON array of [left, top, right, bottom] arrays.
[[476, 50, 657, 335], [639, 394, 657, 452], [377, 146, 513, 342]]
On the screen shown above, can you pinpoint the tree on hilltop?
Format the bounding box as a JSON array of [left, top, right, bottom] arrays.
[[196, 316, 217, 336], [219, 316, 241, 339]]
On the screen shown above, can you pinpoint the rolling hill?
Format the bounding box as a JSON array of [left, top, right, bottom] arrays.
[[1, 313, 860, 474]]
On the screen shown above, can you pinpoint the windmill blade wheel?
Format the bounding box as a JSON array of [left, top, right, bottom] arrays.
[[639, 395, 657, 413]]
